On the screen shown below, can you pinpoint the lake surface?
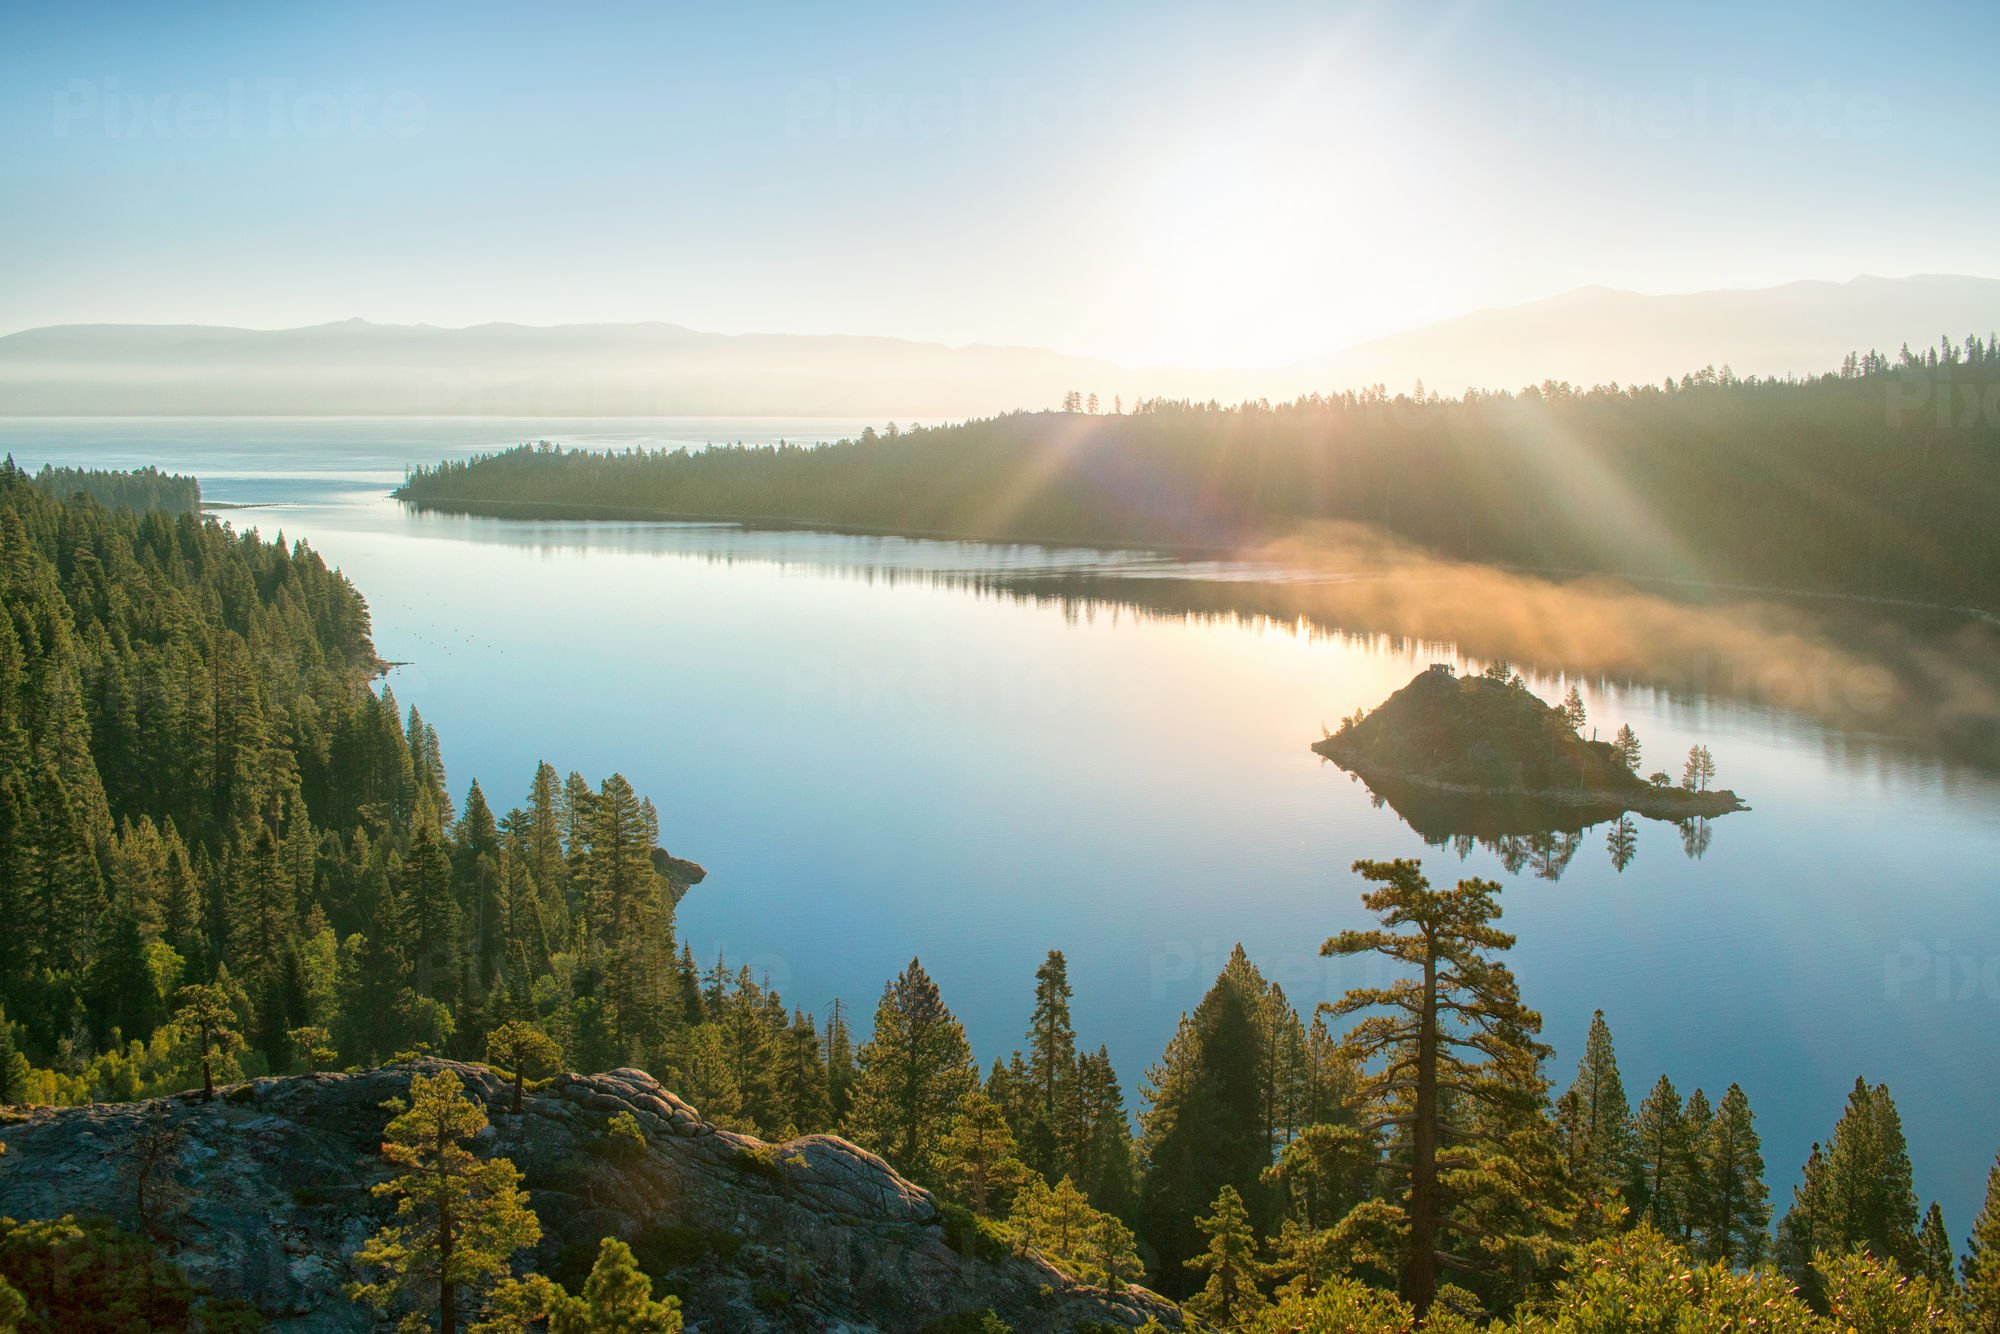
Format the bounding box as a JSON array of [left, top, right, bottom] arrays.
[[6, 417, 1998, 1236]]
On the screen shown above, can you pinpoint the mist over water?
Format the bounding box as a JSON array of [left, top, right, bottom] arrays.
[[5, 417, 1998, 1235]]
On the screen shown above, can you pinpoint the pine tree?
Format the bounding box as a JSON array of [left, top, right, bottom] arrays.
[[1777, 1078, 1921, 1296], [715, 968, 782, 1136], [579, 775, 679, 1059], [397, 824, 462, 1007], [779, 1009, 831, 1134], [846, 958, 977, 1181], [1137, 945, 1270, 1293], [1320, 858, 1557, 1318], [1073, 1045, 1136, 1217], [1185, 1185, 1264, 1328], [1562, 684, 1587, 733], [1611, 724, 1642, 774], [1966, 1151, 2000, 1332], [167, 983, 242, 1102], [1701, 1083, 1769, 1266], [1678, 1087, 1714, 1245], [1561, 1010, 1637, 1216], [1010, 1174, 1126, 1286], [1086, 1209, 1142, 1294], [1023, 950, 1078, 1181], [1633, 1074, 1686, 1234], [486, 1021, 563, 1114], [938, 1089, 1031, 1217], [1920, 1202, 1957, 1289], [347, 1069, 541, 1334], [666, 1023, 744, 1130], [0, 1008, 28, 1105], [823, 998, 855, 1124], [550, 1237, 683, 1333]]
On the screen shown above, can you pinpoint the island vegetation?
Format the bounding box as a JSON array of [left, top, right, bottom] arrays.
[[396, 341, 2000, 610], [2, 468, 1999, 1331], [1314, 662, 1745, 824]]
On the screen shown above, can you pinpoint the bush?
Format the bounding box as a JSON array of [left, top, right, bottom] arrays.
[[729, 1144, 805, 1182], [605, 1111, 647, 1161], [936, 1203, 1012, 1263], [0, 1215, 210, 1334]]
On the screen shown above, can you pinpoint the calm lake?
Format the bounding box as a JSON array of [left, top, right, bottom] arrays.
[[6, 417, 1998, 1234]]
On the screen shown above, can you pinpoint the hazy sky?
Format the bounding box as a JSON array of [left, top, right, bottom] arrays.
[[3, 0, 1996, 366]]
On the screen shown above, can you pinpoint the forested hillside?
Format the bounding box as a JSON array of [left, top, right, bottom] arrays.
[[28, 463, 200, 513], [399, 341, 2000, 608], [0, 460, 692, 1104], [5, 466, 2000, 1331]]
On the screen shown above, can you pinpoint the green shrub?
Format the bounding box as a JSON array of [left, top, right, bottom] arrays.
[[936, 1203, 1012, 1263], [729, 1144, 805, 1182], [0, 1214, 212, 1334]]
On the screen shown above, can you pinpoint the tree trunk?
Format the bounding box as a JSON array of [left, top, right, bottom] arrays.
[[200, 1026, 213, 1103], [1406, 945, 1440, 1318], [512, 1069, 524, 1115]]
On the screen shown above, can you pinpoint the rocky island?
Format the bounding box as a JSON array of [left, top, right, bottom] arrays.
[[1313, 665, 1746, 829]]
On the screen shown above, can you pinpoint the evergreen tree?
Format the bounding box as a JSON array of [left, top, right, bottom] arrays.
[[1561, 1010, 1637, 1216], [717, 968, 782, 1136], [486, 1021, 563, 1114], [1966, 1151, 2000, 1333], [551, 1237, 682, 1333], [846, 958, 977, 1180], [1073, 1045, 1136, 1218], [1611, 724, 1642, 774], [1562, 684, 1587, 733], [347, 1069, 541, 1334], [1023, 949, 1078, 1181], [1700, 1083, 1769, 1267], [1009, 1174, 1133, 1289], [1777, 1078, 1921, 1297], [1320, 858, 1558, 1318], [0, 1009, 28, 1105], [938, 1089, 1032, 1217], [397, 824, 461, 1008], [823, 998, 856, 1125], [1633, 1074, 1686, 1233], [1921, 1201, 1958, 1290], [166, 983, 242, 1102], [1678, 1087, 1715, 1245], [579, 775, 679, 1060], [1136, 945, 1270, 1293], [666, 1023, 743, 1131], [1185, 1185, 1264, 1328], [778, 1009, 831, 1134]]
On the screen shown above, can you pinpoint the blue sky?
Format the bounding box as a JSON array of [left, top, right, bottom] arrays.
[[3, 0, 1996, 365]]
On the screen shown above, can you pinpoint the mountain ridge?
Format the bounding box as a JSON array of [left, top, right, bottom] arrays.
[[3, 274, 1994, 417]]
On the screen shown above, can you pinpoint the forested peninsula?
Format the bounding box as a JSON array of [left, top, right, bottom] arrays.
[[4, 466, 2000, 1332], [397, 341, 2000, 609]]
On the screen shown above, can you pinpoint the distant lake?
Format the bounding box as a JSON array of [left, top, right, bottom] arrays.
[[6, 416, 1998, 1236]]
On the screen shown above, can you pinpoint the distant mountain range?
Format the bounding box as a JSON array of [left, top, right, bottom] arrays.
[[1314, 274, 2000, 394], [1, 275, 1993, 417]]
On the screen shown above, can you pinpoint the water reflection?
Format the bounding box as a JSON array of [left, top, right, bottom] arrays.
[[1328, 769, 1722, 881]]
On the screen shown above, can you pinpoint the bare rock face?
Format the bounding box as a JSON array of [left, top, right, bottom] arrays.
[[0, 1060, 1178, 1333]]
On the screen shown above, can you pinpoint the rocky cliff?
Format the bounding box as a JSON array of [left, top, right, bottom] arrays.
[[0, 1060, 1178, 1333]]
